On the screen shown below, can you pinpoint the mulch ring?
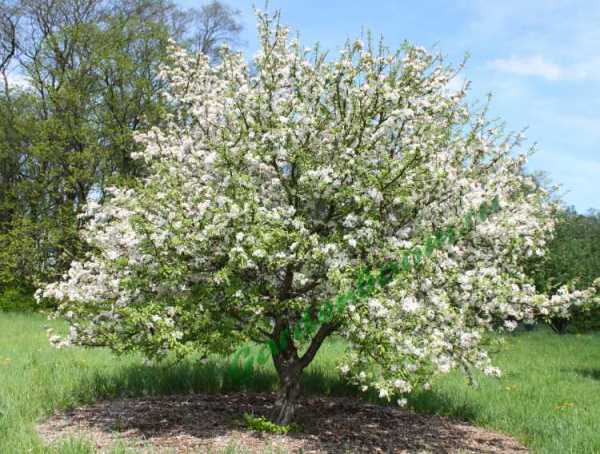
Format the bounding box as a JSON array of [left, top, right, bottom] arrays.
[[37, 392, 527, 453]]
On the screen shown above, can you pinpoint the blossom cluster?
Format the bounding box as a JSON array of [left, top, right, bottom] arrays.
[[231, 196, 503, 371]]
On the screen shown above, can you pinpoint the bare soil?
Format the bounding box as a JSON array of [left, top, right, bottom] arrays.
[[37, 392, 528, 453]]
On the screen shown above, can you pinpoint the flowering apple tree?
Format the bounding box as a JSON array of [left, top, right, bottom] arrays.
[[38, 11, 599, 424]]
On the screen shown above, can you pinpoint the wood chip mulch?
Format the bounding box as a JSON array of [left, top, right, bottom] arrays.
[[37, 392, 528, 453]]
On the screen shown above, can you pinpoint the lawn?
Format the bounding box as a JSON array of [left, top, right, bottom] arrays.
[[1, 311, 599, 453]]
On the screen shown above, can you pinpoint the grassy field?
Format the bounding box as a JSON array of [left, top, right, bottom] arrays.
[[1, 312, 599, 453]]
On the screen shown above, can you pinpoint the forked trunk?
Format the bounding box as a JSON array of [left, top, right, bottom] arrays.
[[269, 321, 337, 424]]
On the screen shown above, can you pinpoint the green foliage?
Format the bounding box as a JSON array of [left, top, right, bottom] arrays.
[[528, 208, 600, 332], [242, 413, 299, 434], [0, 2, 171, 291], [0, 288, 37, 312], [532, 209, 600, 290], [0, 0, 242, 294]]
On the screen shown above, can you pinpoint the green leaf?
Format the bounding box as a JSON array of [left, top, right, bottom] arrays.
[[491, 196, 501, 212], [293, 323, 304, 341], [304, 319, 318, 336], [412, 247, 422, 265], [319, 301, 334, 322], [424, 237, 435, 256], [402, 254, 411, 271], [335, 294, 348, 313], [479, 204, 489, 221]]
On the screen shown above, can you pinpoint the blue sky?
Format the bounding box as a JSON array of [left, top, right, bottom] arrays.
[[181, 0, 600, 212]]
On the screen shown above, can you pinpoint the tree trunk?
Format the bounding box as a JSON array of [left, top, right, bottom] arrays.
[[270, 322, 306, 425], [272, 365, 302, 425], [549, 317, 569, 335], [269, 320, 337, 424]]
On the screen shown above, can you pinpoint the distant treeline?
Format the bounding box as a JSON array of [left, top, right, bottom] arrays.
[[0, 0, 241, 294], [527, 208, 600, 332]]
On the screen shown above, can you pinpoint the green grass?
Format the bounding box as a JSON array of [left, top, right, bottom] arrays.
[[1, 312, 600, 453], [410, 330, 600, 454]]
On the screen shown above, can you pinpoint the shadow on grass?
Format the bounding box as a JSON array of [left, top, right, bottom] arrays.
[[573, 367, 600, 381], [69, 355, 481, 426], [79, 358, 278, 401], [408, 389, 480, 422], [71, 356, 360, 405]]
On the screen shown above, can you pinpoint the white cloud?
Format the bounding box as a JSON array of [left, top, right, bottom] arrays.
[[488, 55, 600, 81], [488, 55, 568, 81]]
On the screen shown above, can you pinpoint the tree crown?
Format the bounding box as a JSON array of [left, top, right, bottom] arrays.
[[40, 11, 599, 404]]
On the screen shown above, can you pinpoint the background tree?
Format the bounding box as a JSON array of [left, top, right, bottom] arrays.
[[189, 0, 242, 58], [528, 208, 600, 333], [40, 12, 599, 424], [0, 0, 241, 297]]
